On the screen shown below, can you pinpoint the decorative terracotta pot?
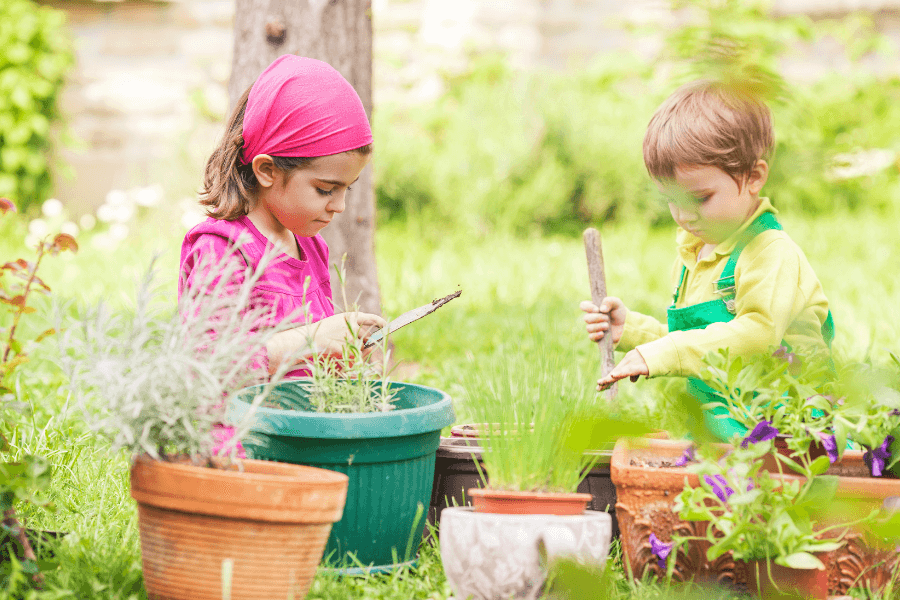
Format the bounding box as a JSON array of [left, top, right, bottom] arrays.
[[439, 506, 612, 600], [130, 456, 348, 600], [468, 488, 593, 515], [745, 559, 828, 600], [610, 437, 900, 595], [747, 554, 828, 600]]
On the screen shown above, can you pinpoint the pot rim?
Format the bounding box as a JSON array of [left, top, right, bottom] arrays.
[[130, 455, 348, 522], [228, 380, 455, 439], [441, 504, 612, 522]]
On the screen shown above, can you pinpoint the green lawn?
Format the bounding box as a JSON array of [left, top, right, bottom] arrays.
[[3, 206, 899, 598]]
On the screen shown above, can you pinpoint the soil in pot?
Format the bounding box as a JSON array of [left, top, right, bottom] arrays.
[[746, 560, 828, 600]]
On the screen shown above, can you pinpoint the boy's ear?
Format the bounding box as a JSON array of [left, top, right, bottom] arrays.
[[746, 159, 769, 195], [251, 155, 277, 188]]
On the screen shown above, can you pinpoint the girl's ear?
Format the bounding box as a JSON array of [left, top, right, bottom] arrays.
[[251, 155, 277, 188], [746, 159, 769, 195]]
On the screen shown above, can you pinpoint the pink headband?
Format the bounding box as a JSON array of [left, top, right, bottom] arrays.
[[240, 55, 372, 164]]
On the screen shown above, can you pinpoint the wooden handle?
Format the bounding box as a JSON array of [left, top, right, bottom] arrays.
[[584, 228, 617, 399]]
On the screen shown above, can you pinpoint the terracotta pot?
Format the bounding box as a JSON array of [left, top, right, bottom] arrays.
[[468, 487, 592, 515], [130, 456, 348, 600], [760, 435, 829, 473], [610, 437, 900, 595], [746, 559, 828, 600]]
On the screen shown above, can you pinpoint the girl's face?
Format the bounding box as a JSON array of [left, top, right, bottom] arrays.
[[657, 161, 768, 246], [255, 151, 371, 238]]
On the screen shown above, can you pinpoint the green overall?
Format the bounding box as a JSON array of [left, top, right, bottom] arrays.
[[667, 212, 835, 442]]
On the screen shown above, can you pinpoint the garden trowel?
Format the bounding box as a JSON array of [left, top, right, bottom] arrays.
[[364, 290, 462, 348]]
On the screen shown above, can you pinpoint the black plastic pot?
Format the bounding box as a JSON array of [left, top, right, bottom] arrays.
[[429, 437, 619, 536]]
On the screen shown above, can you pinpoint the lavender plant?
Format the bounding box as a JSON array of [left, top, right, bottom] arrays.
[[57, 238, 306, 464]]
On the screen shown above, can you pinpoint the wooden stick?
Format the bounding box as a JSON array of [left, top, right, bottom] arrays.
[[583, 228, 617, 399]]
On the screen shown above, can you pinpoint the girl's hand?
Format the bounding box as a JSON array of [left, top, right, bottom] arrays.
[[580, 297, 627, 344], [313, 312, 387, 357], [597, 349, 649, 391]]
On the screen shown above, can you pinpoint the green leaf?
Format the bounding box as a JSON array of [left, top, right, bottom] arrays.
[[776, 552, 825, 570], [808, 455, 831, 477]]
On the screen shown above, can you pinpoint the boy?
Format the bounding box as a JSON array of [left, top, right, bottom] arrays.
[[581, 79, 833, 441]]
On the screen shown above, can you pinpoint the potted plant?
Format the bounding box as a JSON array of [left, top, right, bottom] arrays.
[[438, 352, 620, 600], [666, 436, 870, 599], [610, 346, 900, 596], [226, 273, 455, 574], [58, 244, 349, 600]]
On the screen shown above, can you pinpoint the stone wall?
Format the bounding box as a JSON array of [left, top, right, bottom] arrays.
[[38, 0, 900, 216]]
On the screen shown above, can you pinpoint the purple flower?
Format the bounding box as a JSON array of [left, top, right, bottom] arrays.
[[741, 420, 779, 448], [674, 446, 696, 466], [818, 432, 839, 464], [649, 533, 673, 570], [704, 474, 735, 503], [772, 345, 801, 374], [0, 197, 15, 214], [864, 435, 894, 477]]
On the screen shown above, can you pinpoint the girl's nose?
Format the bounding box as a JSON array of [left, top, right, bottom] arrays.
[[328, 192, 346, 214]]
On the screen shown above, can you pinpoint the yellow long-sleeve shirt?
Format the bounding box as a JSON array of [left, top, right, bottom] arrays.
[[618, 198, 831, 377]]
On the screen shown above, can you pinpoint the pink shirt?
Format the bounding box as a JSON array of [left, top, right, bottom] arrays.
[[179, 216, 334, 379]]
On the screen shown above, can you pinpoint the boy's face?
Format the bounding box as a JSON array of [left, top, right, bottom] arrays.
[[658, 161, 768, 246]]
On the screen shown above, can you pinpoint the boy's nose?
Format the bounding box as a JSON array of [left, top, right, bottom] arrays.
[[670, 203, 696, 222]]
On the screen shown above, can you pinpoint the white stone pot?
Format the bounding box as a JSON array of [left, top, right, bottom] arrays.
[[439, 507, 612, 600]]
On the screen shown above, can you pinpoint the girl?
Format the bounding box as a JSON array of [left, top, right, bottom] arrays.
[[179, 54, 386, 379]]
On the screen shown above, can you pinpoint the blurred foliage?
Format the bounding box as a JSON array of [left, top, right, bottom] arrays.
[[0, 0, 73, 212], [374, 0, 900, 236]]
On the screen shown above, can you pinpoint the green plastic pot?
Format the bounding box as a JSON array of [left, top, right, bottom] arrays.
[[227, 381, 455, 574]]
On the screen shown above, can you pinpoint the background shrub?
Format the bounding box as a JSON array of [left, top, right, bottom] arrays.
[[0, 0, 72, 211]]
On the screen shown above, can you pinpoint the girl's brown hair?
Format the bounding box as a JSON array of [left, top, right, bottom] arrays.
[[643, 80, 774, 187], [199, 85, 372, 220]]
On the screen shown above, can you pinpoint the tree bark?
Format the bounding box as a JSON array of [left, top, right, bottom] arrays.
[[229, 0, 382, 315]]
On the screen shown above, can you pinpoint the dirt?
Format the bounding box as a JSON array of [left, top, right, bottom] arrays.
[[629, 457, 684, 468]]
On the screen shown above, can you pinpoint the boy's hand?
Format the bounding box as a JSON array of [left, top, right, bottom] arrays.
[[597, 349, 649, 391], [580, 297, 627, 344]]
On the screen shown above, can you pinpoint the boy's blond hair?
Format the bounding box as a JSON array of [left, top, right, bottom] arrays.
[[643, 80, 774, 186]]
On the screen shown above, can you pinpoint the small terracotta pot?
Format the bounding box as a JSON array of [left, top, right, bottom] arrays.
[[468, 488, 592, 515], [131, 456, 348, 600], [746, 559, 828, 600], [761, 435, 829, 473]]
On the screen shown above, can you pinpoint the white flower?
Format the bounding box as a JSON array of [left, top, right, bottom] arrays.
[[79, 214, 97, 230], [134, 184, 164, 207], [60, 221, 79, 237], [828, 148, 896, 180], [105, 189, 129, 206], [28, 218, 49, 237], [42, 198, 64, 218], [109, 223, 129, 240], [180, 202, 205, 230]]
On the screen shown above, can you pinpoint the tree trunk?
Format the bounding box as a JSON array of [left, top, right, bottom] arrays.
[[229, 0, 382, 316]]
